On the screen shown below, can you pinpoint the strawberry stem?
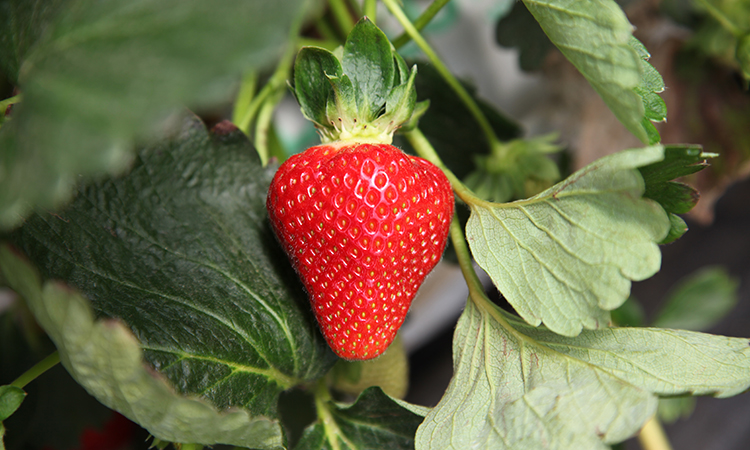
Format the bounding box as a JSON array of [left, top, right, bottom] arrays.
[[383, 0, 506, 158], [11, 351, 60, 389], [391, 0, 453, 49]]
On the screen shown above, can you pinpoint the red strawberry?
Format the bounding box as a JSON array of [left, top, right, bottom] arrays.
[[267, 142, 453, 359]]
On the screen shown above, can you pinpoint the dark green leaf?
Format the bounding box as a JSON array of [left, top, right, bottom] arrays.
[[0, 0, 69, 83], [295, 388, 426, 450], [495, 1, 556, 71], [0, 0, 304, 230], [652, 267, 739, 331], [342, 17, 394, 120], [294, 47, 344, 127], [7, 117, 336, 417]]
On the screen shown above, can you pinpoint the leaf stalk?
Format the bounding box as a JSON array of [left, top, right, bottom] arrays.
[[403, 128, 488, 207], [11, 351, 60, 389], [391, 0, 453, 49], [638, 416, 674, 450]]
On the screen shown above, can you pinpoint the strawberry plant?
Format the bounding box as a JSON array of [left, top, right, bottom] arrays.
[[0, 1, 749, 450]]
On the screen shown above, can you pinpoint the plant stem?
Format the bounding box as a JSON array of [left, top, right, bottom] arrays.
[[638, 417, 673, 450], [382, 0, 504, 157], [364, 0, 378, 23], [391, 0, 452, 49], [329, 0, 356, 36], [313, 378, 355, 450], [11, 351, 60, 389], [694, 0, 743, 37], [231, 71, 259, 127], [254, 88, 284, 165]]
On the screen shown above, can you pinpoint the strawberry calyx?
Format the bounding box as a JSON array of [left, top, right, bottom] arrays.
[[291, 17, 428, 145]]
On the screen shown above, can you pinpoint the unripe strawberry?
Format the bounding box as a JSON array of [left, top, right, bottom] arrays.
[[267, 142, 452, 359], [267, 17, 454, 359]]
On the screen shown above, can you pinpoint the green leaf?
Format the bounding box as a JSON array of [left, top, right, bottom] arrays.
[[342, 17, 395, 120], [0, 385, 25, 421], [3, 117, 336, 444], [639, 144, 712, 243], [521, 0, 655, 143], [0, 0, 69, 84], [652, 267, 739, 331], [0, 0, 304, 230], [0, 245, 287, 449], [466, 145, 670, 336], [296, 387, 426, 450], [415, 299, 750, 449], [495, 0, 556, 71]]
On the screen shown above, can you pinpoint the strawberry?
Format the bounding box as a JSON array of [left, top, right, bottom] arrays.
[[267, 142, 453, 359], [266, 18, 454, 359]]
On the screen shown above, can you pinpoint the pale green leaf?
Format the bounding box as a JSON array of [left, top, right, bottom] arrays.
[[466, 146, 670, 336], [415, 299, 750, 450], [0, 244, 286, 449], [522, 0, 653, 143]]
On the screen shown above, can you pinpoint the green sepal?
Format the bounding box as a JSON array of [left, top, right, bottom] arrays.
[[342, 17, 395, 120], [293, 47, 343, 127], [290, 17, 425, 144]]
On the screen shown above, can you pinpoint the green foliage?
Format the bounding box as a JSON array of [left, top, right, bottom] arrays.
[[296, 387, 425, 450], [466, 146, 670, 336], [0, 0, 303, 230], [1, 3, 748, 450], [416, 298, 750, 450]]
